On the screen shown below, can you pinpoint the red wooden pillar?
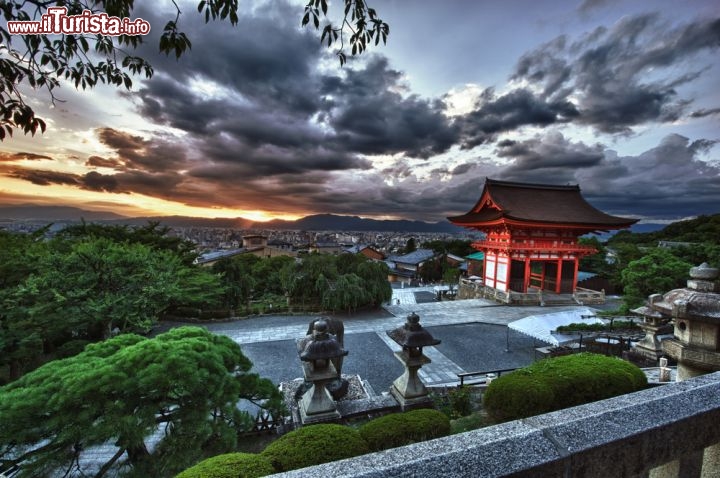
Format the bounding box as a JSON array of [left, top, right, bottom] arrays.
[[483, 253, 488, 286], [524, 258, 531, 293], [555, 258, 562, 294], [493, 255, 499, 289], [573, 257, 579, 292]]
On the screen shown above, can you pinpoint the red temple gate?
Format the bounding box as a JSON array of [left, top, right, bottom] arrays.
[[449, 179, 637, 295]]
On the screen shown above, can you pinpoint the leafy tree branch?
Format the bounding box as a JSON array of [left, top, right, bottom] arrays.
[[1, 0, 388, 139]]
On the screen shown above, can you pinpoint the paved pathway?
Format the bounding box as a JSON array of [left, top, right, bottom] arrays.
[[194, 288, 590, 387], [390, 287, 422, 305]]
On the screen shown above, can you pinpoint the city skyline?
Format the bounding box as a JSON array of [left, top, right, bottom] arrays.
[[1, 0, 718, 224]]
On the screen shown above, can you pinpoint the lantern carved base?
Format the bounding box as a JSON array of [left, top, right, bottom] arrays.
[[298, 361, 341, 424], [634, 322, 673, 363], [390, 351, 433, 411]]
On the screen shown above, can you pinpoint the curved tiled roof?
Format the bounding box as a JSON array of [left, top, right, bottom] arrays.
[[448, 178, 637, 229]]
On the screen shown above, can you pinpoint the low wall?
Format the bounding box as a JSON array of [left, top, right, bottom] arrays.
[[276, 372, 720, 477]]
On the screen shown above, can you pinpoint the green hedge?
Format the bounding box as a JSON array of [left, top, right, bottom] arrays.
[[175, 453, 273, 478], [358, 408, 451, 452], [261, 424, 369, 472], [483, 353, 648, 423], [556, 321, 640, 332]]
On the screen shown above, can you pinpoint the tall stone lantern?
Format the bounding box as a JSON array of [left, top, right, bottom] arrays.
[[660, 263, 720, 381], [632, 294, 674, 363], [387, 312, 440, 410], [296, 319, 349, 424]]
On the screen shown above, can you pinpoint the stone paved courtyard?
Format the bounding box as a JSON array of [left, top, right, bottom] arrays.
[[162, 287, 591, 392], [76, 288, 604, 475]]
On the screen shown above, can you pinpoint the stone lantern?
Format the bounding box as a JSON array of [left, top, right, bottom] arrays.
[[631, 294, 674, 363], [660, 263, 720, 381], [387, 312, 440, 410], [296, 319, 349, 424]]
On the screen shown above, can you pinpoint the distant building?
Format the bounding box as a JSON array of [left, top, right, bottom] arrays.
[[465, 251, 485, 278], [385, 248, 439, 283], [195, 235, 297, 266], [658, 240, 697, 249], [449, 178, 636, 295], [445, 253, 466, 268], [242, 235, 267, 248], [344, 244, 385, 261], [193, 248, 247, 266], [309, 242, 343, 255], [268, 239, 294, 252], [243, 235, 298, 259]]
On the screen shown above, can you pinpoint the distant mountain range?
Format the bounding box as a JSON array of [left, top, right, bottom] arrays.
[[1, 204, 682, 234], [0, 204, 126, 221], [259, 214, 462, 233], [0, 205, 463, 233]]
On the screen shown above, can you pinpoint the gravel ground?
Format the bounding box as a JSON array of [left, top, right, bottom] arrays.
[[428, 323, 539, 374]]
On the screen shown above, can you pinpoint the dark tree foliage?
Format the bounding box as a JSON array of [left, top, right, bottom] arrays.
[[250, 255, 295, 296], [578, 236, 610, 275], [607, 214, 720, 247], [404, 237, 417, 254], [422, 239, 474, 258], [0, 327, 284, 478], [670, 243, 720, 269], [0, 229, 46, 289], [419, 256, 444, 283], [57, 221, 197, 264], [1, 0, 388, 139], [279, 252, 390, 312], [304, 0, 389, 66], [212, 254, 260, 311], [601, 214, 719, 306], [0, 235, 223, 382], [620, 248, 693, 310]]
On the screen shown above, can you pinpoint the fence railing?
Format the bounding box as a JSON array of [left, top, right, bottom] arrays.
[[574, 286, 605, 304], [456, 367, 518, 387]]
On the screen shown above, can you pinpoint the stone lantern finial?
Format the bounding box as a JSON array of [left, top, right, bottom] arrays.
[[688, 263, 719, 293]]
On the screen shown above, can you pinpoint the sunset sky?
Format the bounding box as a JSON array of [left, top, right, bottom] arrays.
[[1, 0, 719, 223]]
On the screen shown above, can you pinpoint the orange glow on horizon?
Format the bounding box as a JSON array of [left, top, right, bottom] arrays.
[[0, 179, 303, 222]]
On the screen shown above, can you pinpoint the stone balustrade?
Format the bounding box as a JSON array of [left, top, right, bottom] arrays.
[[275, 371, 720, 477]]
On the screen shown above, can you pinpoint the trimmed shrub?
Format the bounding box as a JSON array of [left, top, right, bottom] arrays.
[[483, 353, 648, 423], [175, 453, 273, 478], [450, 411, 489, 434], [261, 424, 369, 472], [556, 320, 640, 333], [447, 386, 474, 418], [359, 408, 451, 451]]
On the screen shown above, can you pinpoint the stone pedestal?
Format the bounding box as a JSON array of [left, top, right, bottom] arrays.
[[390, 350, 432, 410], [299, 361, 341, 424], [386, 312, 441, 411], [636, 321, 673, 363]]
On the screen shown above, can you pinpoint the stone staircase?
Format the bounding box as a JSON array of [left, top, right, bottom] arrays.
[[540, 292, 581, 306]]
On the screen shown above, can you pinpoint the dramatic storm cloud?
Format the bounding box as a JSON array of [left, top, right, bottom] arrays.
[[321, 57, 459, 158], [512, 13, 720, 133], [1, 0, 718, 222]]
